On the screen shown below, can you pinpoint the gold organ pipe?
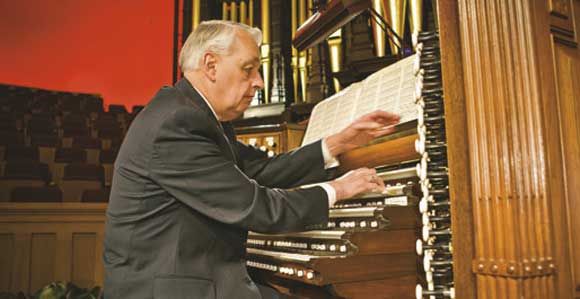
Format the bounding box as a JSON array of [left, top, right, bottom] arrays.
[[231, 1, 238, 22], [192, 0, 201, 30], [299, 0, 307, 24], [383, 0, 407, 55], [240, 1, 247, 24], [407, 0, 422, 34], [260, 0, 271, 103], [261, 0, 270, 44], [249, 0, 254, 26], [297, 0, 309, 102], [327, 30, 342, 92], [222, 1, 228, 20], [291, 0, 300, 102], [372, 0, 386, 57]]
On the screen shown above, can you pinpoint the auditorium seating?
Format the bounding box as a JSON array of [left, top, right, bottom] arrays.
[[99, 149, 117, 186], [0, 83, 133, 202], [60, 163, 104, 202], [53, 147, 87, 185], [10, 186, 63, 202], [72, 136, 102, 164], [81, 187, 111, 202], [0, 161, 50, 201]]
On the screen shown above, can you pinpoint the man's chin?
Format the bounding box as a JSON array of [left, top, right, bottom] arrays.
[[222, 110, 246, 121]]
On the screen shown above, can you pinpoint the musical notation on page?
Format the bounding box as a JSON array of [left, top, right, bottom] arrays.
[[302, 55, 417, 146]]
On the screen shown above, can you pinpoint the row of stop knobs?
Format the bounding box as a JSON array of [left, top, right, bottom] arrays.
[[247, 136, 277, 157], [413, 31, 455, 299]]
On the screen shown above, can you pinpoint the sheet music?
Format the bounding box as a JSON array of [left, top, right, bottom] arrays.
[[302, 55, 417, 146]]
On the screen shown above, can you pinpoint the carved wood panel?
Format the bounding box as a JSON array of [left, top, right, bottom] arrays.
[[553, 35, 580, 299], [457, 0, 558, 297], [548, 1, 580, 297], [72, 233, 97, 289], [0, 234, 14, 291], [29, 234, 56, 293], [549, 0, 577, 46]]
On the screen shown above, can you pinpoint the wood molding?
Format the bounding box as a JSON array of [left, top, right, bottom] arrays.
[[549, 0, 577, 46], [534, 0, 580, 297], [457, 0, 558, 297], [438, 1, 477, 298]]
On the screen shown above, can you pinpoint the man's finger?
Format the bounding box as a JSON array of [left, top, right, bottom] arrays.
[[352, 121, 385, 131], [358, 110, 401, 123], [369, 126, 396, 137]]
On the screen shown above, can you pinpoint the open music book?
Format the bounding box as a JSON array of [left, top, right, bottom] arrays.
[[302, 55, 417, 146]]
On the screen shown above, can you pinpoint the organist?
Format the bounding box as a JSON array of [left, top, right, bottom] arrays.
[[103, 20, 400, 299]]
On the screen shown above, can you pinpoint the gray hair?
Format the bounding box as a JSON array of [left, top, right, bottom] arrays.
[[179, 20, 262, 72]]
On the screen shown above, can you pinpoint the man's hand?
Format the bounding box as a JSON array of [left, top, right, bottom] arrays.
[[324, 110, 400, 157], [328, 168, 385, 201]]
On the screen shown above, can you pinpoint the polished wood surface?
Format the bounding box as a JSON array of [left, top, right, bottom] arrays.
[[449, 0, 580, 298], [2, 1, 580, 297], [539, 0, 580, 297], [458, 0, 558, 297], [550, 2, 580, 297], [292, 0, 371, 51], [0, 203, 106, 294], [437, 1, 476, 298], [338, 134, 419, 172]]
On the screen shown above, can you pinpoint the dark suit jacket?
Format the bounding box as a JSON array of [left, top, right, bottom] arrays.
[[103, 78, 330, 299]]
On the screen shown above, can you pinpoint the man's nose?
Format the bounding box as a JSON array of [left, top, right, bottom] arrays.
[[252, 71, 265, 90]]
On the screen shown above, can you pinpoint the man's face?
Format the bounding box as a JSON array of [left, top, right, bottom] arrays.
[[213, 30, 263, 121]]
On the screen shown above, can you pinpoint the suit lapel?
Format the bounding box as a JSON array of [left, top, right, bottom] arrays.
[[175, 78, 240, 166]]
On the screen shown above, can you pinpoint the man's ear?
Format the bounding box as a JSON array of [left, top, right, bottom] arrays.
[[201, 52, 218, 82]]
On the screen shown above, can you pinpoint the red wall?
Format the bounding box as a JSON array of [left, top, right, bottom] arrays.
[[0, 0, 174, 111]]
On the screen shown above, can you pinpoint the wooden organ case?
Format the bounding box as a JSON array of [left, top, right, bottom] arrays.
[[241, 0, 580, 298]]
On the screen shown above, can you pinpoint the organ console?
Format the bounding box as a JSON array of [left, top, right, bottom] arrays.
[[245, 27, 456, 299], [242, 2, 450, 298], [235, 0, 580, 298]]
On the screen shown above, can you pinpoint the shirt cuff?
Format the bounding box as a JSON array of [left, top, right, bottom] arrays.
[[318, 182, 337, 207], [300, 182, 337, 207], [321, 138, 340, 169]]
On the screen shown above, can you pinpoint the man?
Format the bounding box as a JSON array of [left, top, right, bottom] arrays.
[[104, 20, 400, 299]]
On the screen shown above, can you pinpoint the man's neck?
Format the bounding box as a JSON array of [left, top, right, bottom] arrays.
[[183, 72, 222, 121]]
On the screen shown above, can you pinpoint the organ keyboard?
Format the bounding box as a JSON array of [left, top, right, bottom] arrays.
[[247, 160, 423, 298], [247, 202, 420, 298]]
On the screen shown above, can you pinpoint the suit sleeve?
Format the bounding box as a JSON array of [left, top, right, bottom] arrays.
[[148, 108, 329, 234], [236, 140, 332, 189]]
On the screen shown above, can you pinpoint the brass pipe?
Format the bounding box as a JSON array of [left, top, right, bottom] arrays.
[[240, 1, 247, 24], [260, 0, 270, 103], [222, 1, 228, 20], [372, 0, 386, 57], [383, 0, 407, 55], [231, 1, 238, 22], [300, 0, 313, 101], [327, 30, 342, 92], [261, 0, 270, 44], [192, 0, 201, 30], [299, 0, 307, 24], [291, 0, 300, 102], [298, 53, 307, 102], [407, 0, 422, 34], [249, 0, 254, 26]]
